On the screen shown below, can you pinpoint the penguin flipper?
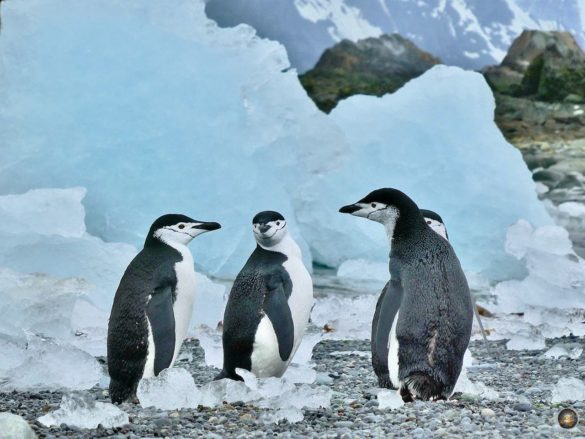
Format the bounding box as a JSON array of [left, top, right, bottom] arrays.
[[146, 283, 176, 375], [263, 273, 294, 362]]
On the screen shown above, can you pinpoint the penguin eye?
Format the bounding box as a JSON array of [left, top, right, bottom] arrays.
[[371, 203, 377, 208], [426, 221, 431, 225], [178, 224, 185, 229], [276, 221, 281, 226]]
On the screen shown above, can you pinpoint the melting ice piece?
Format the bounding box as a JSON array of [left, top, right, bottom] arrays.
[[505, 332, 546, 351], [452, 349, 498, 400], [543, 343, 583, 360], [377, 390, 404, 409], [38, 393, 128, 429], [137, 368, 200, 410], [0, 412, 37, 439], [0, 334, 102, 392], [551, 377, 585, 403], [495, 220, 585, 313]]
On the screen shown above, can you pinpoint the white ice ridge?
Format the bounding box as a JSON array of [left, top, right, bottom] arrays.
[[0, 0, 550, 280], [137, 368, 331, 423], [38, 393, 129, 429]]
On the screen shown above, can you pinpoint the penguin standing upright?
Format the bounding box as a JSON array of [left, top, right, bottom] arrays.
[[370, 209, 449, 389], [107, 214, 221, 403], [340, 189, 472, 401], [216, 211, 313, 380]]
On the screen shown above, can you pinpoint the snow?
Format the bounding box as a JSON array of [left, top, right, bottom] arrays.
[[38, 393, 129, 429], [377, 389, 404, 409], [0, 1, 550, 281], [551, 377, 585, 403]]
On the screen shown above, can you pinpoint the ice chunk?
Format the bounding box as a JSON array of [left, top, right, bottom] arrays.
[[197, 368, 331, 423], [0, 268, 85, 339], [558, 202, 585, 218], [138, 368, 200, 410], [0, 412, 37, 439], [38, 393, 128, 429], [453, 368, 499, 400], [0, 187, 86, 238], [543, 343, 583, 360], [551, 377, 585, 403], [377, 390, 404, 410], [505, 331, 546, 351], [311, 294, 377, 339], [494, 220, 585, 313], [0, 334, 103, 391], [453, 350, 498, 400]]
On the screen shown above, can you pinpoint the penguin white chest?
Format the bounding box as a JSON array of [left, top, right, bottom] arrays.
[[250, 256, 313, 378], [171, 245, 197, 364]]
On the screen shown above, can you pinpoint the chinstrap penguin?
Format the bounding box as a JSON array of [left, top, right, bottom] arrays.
[[340, 189, 473, 401], [107, 214, 221, 403], [370, 209, 448, 389], [216, 211, 313, 380]]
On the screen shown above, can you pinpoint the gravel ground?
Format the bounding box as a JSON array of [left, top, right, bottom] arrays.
[[1, 335, 585, 438]]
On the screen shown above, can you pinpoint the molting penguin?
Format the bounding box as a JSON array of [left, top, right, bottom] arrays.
[[216, 211, 313, 380], [107, 214, 221, 403], [370, 209, 448, 389], [340, 189, 472, 401]]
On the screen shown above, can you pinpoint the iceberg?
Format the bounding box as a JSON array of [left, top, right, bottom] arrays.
[[0, 0, 550, 280], [38, 393, 129, 429]]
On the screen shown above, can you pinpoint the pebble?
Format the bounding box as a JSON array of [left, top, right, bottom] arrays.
[[481, 408, 496, 417]]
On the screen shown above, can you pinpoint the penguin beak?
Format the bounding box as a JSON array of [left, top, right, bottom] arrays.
[[339, 204, 360, 214], [258, 224, 271, 233], [192, 221, 221, 231]]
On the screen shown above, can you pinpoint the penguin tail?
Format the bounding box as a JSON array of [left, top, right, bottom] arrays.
[[401, 372, 445, 402], [109, 378, 137, 404], [214, 369, 244, 381]]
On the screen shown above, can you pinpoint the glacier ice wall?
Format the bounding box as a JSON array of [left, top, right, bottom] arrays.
[[0, 0, 550, 279], [0, 0, 347, 277], [305, 66, 550, 278]]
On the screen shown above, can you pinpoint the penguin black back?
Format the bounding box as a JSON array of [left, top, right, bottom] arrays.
[[107, 242, 181, 403]]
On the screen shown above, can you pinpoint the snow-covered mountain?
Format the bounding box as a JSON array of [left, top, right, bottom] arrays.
[[205, 0, 585, 72]]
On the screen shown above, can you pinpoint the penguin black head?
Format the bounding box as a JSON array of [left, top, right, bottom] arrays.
[[146, 214, 221, 247], [252, 210, 287, 247], [339, 188, 424, 239], [420, 209, 449, 240]]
